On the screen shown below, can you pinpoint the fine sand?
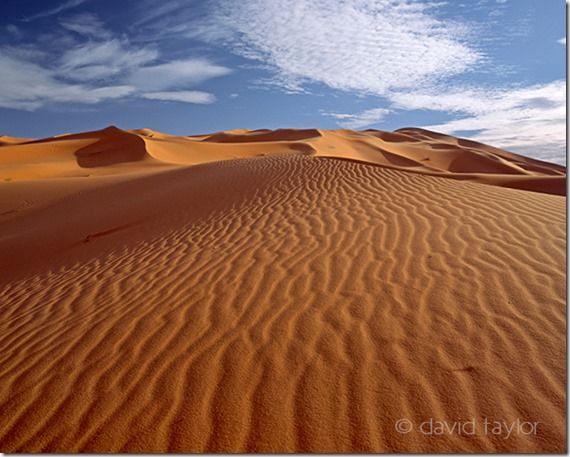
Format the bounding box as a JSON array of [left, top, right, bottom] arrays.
[[0, 127, 565, 452]]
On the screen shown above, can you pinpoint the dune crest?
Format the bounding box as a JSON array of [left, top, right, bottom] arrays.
[[0, 136, 32, 146]]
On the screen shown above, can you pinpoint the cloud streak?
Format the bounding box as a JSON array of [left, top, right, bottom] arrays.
[[24, 0, 89, 22], [60, 39, 158, 81], [0, 53, 134, 110], [128, 59, 232, 90], [59, 13, 112, 39], [141, 91, 216, 104]]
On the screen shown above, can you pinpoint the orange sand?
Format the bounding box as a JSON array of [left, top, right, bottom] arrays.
[[0, 127, 566, 452]]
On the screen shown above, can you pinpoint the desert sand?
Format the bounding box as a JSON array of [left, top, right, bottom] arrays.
[[0, 126, 565, 452]]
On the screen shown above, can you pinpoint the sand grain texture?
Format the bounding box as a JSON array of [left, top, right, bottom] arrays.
[[0, 127, 565, 452]]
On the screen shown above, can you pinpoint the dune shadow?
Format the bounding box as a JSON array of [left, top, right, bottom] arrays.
[[201, 129, 323, 143], [366, 130, 420, 143], [75, 130, 148, 168]]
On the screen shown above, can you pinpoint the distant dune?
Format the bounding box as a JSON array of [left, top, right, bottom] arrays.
[[0, 127, 565, 452], [0, 126, 564, 194]]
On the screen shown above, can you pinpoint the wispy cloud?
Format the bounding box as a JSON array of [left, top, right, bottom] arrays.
[[190, 0, 482, 95], [24, 0, 89, 22], [133, 0, 191, 29], [558, 37, 566, 45], [321, 108, 391, 129], [0, 53, 134, 110], [391, 80, 566, 163], [59, 13, 111, 39], [141, 91, 216, 104], [0, 12, 231, 110], [127, 59, 231, 91], [60, 39, 158, 80]]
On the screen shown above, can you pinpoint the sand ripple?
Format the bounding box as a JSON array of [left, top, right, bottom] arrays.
[[0, 154, 565, 452]]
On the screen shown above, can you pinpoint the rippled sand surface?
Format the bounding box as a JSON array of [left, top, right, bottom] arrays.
[[0, 127, 565, 452]]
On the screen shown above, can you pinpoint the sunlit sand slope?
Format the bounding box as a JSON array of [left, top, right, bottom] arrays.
[[0, 150, 565, 452]]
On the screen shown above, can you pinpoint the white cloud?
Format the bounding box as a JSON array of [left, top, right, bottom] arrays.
[[133, 0, 189, 29], [0, 53, 134, 110], [127, 58, 232, 90], [391, 80, 566, 163], [0, 18, 231, 110], [24, 0, 89, 21], [141, 91, 216, 104], [0, 48, 229, 109], [60, 39, 158, 80], [0, 11, 232, 110], [59, 13, 111, 39], [193, 0, 482, 95], [558, 37, 566, 45], [1, 44, 47, 61], [322, 107, 391, 129]]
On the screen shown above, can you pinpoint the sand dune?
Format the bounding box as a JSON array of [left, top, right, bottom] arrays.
[[0, 127, 565, 452], [0, 126, 563, 194]]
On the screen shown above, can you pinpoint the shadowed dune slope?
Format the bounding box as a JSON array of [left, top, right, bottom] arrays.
[[200, 128, 323, 143], [73, 126, 154, 168], [0, 126, 564, 194], [0, 126, 171, 179], [0, 152, 565, 452]]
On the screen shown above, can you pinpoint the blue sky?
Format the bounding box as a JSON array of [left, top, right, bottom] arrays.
[[0, 0, 566, 162]]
